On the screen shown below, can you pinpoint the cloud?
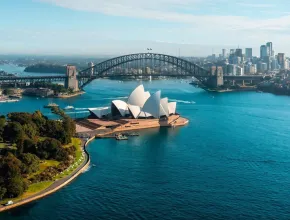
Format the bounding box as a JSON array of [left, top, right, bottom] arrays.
[[38, 0, 290, 31], [6, 0, 288, 56], [237, 3, 274, 8]]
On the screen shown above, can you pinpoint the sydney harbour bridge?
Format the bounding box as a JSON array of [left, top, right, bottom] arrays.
[[0, 53, 264, 90]]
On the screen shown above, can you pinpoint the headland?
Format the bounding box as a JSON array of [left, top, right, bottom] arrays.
[[76, 114, 189, 138]]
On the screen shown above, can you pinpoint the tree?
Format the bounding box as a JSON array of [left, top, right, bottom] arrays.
[[0, 153, 22, 178], [3, 122, 25, 143], [23, 123, 38, 139], [0, 115, 6, 141], [32, 111, 46, 134], [6, 176, 27, 198], [0, 187, 6, 200], [7, 112, 33, 125], [0, 153, 26, 198], [20, 153, 40, 174], [37, 138, 68, 161], [23, 139, 37, 154]]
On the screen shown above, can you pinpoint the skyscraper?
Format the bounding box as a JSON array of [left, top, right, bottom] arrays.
[[260, 45, 268, 59], [266, 42, 273, 57], [245, 48, 253, 59], [222, 49, 226, 58], [235, 48, 242, 57], [278, 53, 285, 69]]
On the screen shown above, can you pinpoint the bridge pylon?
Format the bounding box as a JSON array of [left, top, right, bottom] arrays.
[[65, 65, 79, 92]]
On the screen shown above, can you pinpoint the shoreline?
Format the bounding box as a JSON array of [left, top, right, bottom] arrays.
[[56, 91, 85, 99], [0, 137, 95, 213]]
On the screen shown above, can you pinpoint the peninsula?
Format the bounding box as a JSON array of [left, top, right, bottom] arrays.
[[75, 84, 189, 137], [24, 64, 67, 74]]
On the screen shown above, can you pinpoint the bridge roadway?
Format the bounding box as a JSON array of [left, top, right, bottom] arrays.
[[0, 74, 264, 84]]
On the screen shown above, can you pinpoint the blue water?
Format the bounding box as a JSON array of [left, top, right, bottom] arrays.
[[2, 69, 290, 219]]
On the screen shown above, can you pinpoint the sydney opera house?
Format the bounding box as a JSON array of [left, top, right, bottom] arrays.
[[88, 85, 177, 119]]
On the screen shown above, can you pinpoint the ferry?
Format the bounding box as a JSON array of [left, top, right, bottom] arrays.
[[44, 103, 59, 108], [64, 105, 74, 110]]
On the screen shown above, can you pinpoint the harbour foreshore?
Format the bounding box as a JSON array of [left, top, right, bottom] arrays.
[[0, 137, 94, 213], [0, 115, 188, 212]]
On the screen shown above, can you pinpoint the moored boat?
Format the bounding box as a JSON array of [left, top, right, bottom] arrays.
[[115, 133, 128, 140], [44, 103, 59, 108]]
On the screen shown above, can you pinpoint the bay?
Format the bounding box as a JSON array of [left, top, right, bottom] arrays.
[[1, 65, 290, 219]]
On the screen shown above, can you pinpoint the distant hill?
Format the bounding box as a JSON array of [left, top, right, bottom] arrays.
[[24, 64, 67, 74]]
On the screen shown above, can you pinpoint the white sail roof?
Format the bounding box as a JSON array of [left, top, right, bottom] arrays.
[[127, 85, 151, 108], [111, 100, 128, 117], [144, 91, 151, 103], [142, 91, 161, 118], [160, 98, 169, 117], [88, 107, 110, 118], [128, 104, 141, 119], [168, 102, 177, 115]]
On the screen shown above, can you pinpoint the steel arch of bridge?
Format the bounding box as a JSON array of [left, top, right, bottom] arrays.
[[80, 53, 210, 77]]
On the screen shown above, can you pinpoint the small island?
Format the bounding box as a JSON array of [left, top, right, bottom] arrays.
[[0, 111, 89, 211]]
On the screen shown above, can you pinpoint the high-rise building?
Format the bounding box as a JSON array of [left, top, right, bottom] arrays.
[[227, 64, 236, 75], [222, 49, 226, 58], [250, 64, 257, 74], [278, 53, 285, 69], [245, 48, 253, 59], [235, 48, 243, 57], [232, 56, 241, 65], [266, 42, 273, 57], [260, 45, 268, 59], [258, 62, 268, 72], [236, 66, 244, 76], [285, 59, 289, 70], [88, 62, 94, 76], [230, 49, 235, 55]]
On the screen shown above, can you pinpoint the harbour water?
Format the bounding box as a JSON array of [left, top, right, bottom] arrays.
[[2, 66, 290, 219]]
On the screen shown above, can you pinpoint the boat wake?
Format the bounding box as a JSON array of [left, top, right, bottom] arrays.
[[102, 96, 128, 100], [82, 165, 91, 173], [66, 111, 89, 114], [75, 108, 88, 111], [169, 99, 196, 104]]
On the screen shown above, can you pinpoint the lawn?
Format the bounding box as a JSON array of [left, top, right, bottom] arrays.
[[0, 142, 17, 150], [23, 181, 54, 197], [27, 160, 60, 180], [39, 160, 60, 171]]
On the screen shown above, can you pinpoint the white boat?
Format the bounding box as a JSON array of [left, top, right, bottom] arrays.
[[0, 99, 19, 103], [64, 105, 74, 110]]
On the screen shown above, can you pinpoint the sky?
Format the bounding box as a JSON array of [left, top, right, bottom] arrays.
[[1, 0, 290, 56]]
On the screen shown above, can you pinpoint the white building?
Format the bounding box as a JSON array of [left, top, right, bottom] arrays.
[[89, 85, 177, 119], [236, 66, 244, 76]]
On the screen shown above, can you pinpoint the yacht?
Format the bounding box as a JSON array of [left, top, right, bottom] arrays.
[[64, 105, 74, 110]]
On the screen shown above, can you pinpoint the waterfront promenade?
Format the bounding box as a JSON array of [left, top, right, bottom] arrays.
[[0, 138, 93, 212]]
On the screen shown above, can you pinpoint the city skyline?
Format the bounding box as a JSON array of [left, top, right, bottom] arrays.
[[1, 0, 290, 56]]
